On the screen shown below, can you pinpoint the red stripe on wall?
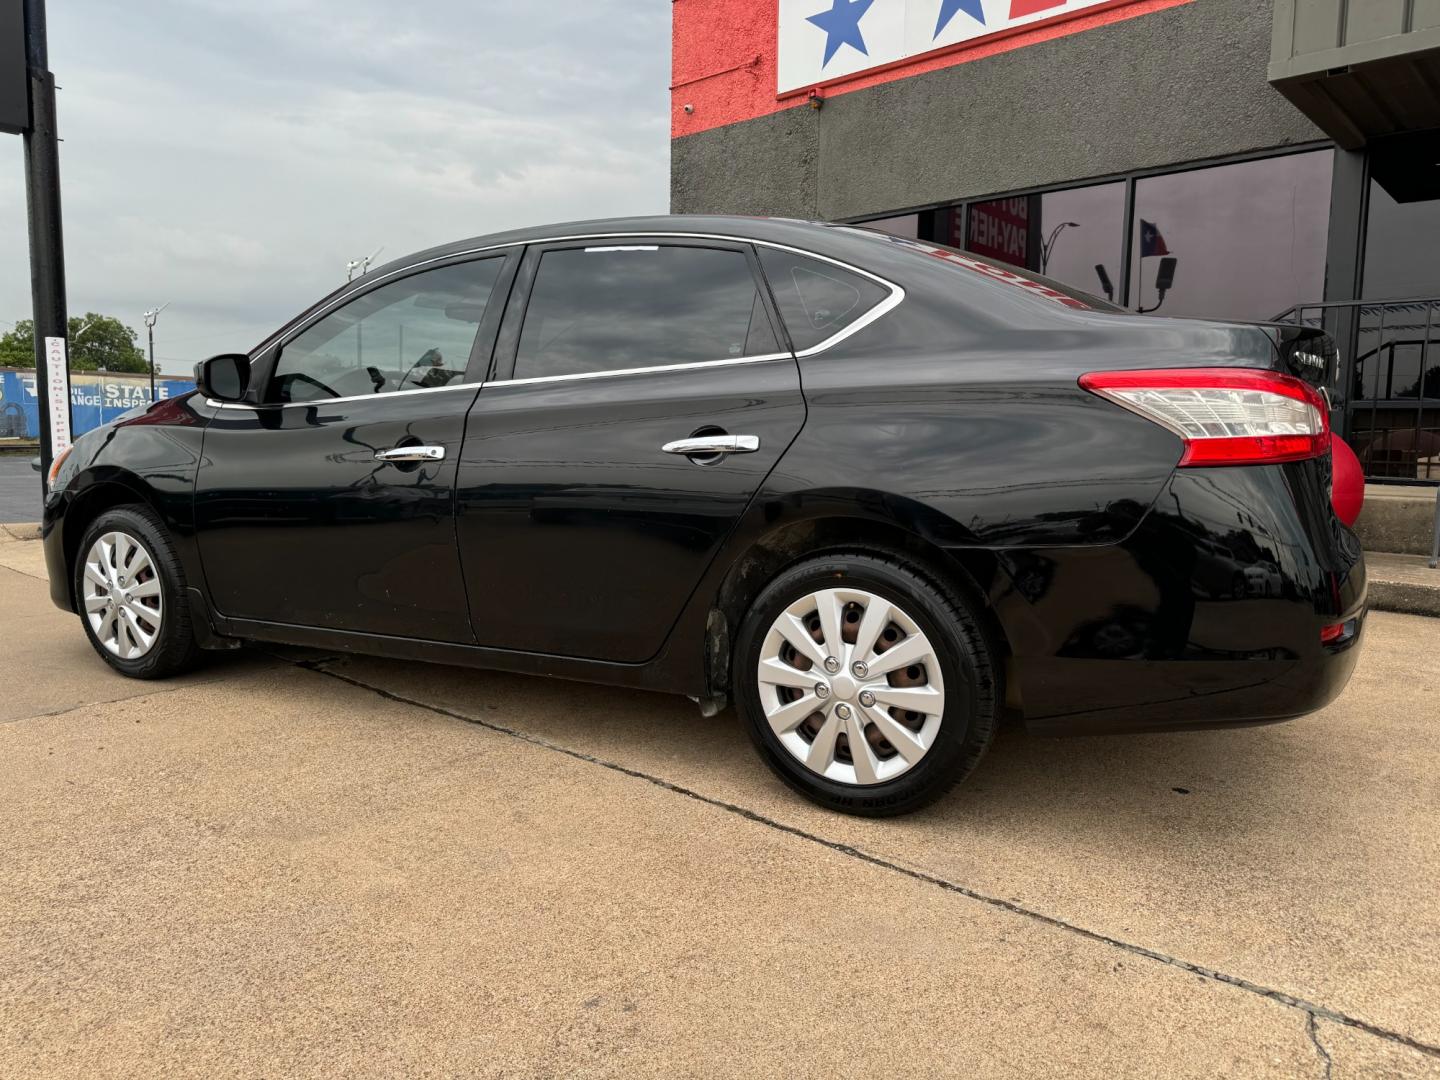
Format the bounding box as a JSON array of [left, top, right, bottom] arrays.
[[672, 0, 1194, 138], [1011, 0, 1065, 15]]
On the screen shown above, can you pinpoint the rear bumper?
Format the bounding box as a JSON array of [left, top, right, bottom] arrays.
[[988, 460, 1367, 734]]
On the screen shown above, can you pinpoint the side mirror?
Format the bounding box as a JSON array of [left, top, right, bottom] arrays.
[[194, 353, 251, 402]]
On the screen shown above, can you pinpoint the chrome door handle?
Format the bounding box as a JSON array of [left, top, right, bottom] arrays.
[[375, 445, 446, 462], [661, 435, 761, 457]]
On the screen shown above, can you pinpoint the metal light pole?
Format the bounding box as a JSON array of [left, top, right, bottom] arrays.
[[142, 303, 168, 402], [15, 0, 70, 491], [1040, 221, 1080, 275]]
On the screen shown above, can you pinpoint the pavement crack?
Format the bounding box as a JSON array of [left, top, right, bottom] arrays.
[[0, 561, 48, 582], [1, 683, 197, 725], [288, 657, 1440, 1064], [1308, 1013, 1334, 1080]]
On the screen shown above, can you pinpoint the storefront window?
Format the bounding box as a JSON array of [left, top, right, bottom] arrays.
[[1128, 150, 1333, 321], [1037, 185, 1125, 303], [960, 185, 1125, 301], [859, 213, 919, 239], [1363, 132, 1440, 300], [966, 196, 1034, 269]]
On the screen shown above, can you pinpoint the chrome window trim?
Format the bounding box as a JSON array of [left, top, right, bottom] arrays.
[[253, 233, 906, 394], [206, 354, 799, 408], [206, 380, 480, 410], [493, 351, 794, 389]]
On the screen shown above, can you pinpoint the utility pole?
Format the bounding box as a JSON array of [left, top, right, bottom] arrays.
[[7, 0, 70, 492], [142, 303, 168, 401]]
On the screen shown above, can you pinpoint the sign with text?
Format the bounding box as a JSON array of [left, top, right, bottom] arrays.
[[43, 337, 71, 456], [0, 368, 197, 441], [778, 0, 1124, 94], [968, 197, 1032, 268], [1, 0, 27, 135]]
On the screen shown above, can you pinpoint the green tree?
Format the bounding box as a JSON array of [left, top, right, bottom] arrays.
[[0, 313, 149, 373]]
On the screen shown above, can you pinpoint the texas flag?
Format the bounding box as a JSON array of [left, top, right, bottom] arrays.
[[1139, 219, 1170, 257]]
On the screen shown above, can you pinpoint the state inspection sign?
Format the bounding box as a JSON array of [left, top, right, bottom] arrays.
[[1, 0, 27, 135]]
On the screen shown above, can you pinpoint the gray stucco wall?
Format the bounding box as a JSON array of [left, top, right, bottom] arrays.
[[671, 0, 1325, 220]]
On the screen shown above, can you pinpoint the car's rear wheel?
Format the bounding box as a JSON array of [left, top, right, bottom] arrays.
[[74, 506, 202, 679], [734, 552, 999, 816]]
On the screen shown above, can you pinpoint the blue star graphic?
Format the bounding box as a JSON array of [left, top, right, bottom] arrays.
[[807, 0, 876, 67], [934, 0, 986, 37]]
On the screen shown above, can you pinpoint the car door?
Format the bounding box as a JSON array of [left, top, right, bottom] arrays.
[[195, 251, 518, 642], [454, 237, 805, 662]]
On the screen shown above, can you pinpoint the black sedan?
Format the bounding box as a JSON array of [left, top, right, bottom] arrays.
[[40, 216, 1366, 815]]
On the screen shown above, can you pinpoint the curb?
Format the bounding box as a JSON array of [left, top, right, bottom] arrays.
[[1, 522, 41, 542], [1369, 580, 1440, 619]]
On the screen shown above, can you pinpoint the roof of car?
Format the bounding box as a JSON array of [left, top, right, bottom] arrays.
[[373, 216, 875, 277]]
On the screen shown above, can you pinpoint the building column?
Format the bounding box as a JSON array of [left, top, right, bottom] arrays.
[[1324, 147, 1368, 438]]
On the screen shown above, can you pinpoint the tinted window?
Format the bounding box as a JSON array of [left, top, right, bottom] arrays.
[[513, 245, 776, 380], [859, 214, 919, 238], [1127, 150, 1332, 320], [271, 259, 503, 403], [1363, 132, 1440, 299], [759, 249, 889, 352], [961, 185, 1127, 302]]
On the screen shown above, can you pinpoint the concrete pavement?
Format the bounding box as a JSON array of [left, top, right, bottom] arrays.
[[1, 528, 1438, 1078], [0, 457, 42, 525]]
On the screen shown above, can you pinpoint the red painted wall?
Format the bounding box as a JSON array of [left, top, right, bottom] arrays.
[[671, 0, 1193, 139]]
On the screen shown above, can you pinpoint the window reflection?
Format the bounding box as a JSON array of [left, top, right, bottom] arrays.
[[959, 185, 1125, 301], [859, 213, 919, 239], [1363, 132, 1440, 300], [514, 245, 773, 380], [1038, 185, 1124, 302], [1128, 151, 1332, 321], [271, 258, 502, 403]]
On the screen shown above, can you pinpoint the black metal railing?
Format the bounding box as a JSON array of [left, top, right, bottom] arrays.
[[1273, 297, 1440, 485]]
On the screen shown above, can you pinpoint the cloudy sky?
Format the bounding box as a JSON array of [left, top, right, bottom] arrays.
[[0, 1, 670, 373]]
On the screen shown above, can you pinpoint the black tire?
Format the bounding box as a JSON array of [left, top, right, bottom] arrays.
[[73, 505, 203, 679], [734, 552, 1000, 817]]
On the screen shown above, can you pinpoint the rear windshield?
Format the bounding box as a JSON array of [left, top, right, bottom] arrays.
[[835, 227, 1128, 314]]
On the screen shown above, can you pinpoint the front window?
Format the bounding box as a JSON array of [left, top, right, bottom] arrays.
[[269, 258, 504, 403]]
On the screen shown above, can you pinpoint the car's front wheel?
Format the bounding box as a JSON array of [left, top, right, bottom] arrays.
[[734, 552, 1000, 817], [74, 505, 202, 679]]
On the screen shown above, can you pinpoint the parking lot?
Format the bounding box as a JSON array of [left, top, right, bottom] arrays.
[[1, 528, 1437, 1079]]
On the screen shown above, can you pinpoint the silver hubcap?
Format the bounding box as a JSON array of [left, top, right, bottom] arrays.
[[82, 531, 163, 660], [757, 587, 946, 786]]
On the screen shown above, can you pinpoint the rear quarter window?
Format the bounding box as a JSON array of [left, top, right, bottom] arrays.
[[757, 249, 891, 352]]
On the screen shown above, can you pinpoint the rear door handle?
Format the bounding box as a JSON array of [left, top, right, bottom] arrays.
[[661, 435, 761, 457], [375, 446, 446, 462]]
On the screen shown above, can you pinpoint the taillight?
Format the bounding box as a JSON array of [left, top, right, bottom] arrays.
[[1079, 368, 1330, 467]]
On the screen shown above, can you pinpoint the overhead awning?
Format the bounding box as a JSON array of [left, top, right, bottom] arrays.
[[1269, 2, 1440, 151]]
